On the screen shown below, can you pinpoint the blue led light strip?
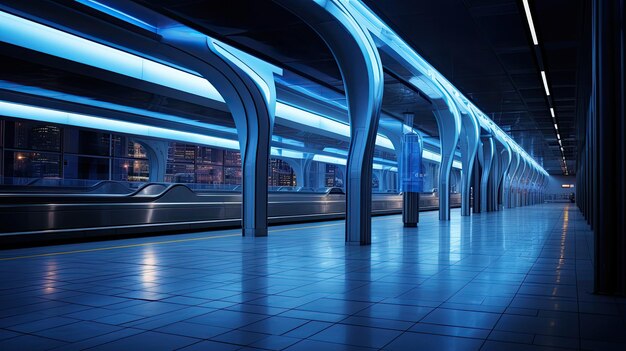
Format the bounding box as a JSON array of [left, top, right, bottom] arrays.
[[0, 100, 240, 150]]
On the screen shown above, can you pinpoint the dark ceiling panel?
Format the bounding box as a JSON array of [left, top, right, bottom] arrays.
[[363, 0, 584, 174]]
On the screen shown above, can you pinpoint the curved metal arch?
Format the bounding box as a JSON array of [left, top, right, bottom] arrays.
[[494, 134, 512, 210], [478, 134, 495, 213], [276, 0, 384, 245], [514, 158, 525, 207], [151, 27, 281, 237], [488, 137, 504, 211], [530, 168, 541, 205], [507, 150, 522, 208], [432, 101, 462, 220], [502, 147, 516, 209], [517, 158, 530, 207], [458, 109, 480, 216]]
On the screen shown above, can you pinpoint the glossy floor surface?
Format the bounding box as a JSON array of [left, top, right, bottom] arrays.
[[0, 204, 625, 351]]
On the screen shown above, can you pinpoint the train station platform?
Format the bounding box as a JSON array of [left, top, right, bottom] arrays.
[[0, 204, 623, 351]]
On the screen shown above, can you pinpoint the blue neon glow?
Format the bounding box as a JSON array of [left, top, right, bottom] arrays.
[[276, 103, 394, 150], [272, 135, 305, 148], [0, 81, 238, 135], [0, 9, 398, 152], [322, 147, 349, 156], [312, 154, 396, 171], [0, 101, 240, 150], [0, 11, 225, 103], [313, 154, 347, 166], [270, 147, 304, 159]]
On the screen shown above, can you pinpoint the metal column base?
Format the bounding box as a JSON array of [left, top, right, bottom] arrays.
[[403, 192, 420, 227]]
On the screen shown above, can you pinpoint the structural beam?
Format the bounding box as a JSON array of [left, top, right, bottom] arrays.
[[277, 0, 384, 245]]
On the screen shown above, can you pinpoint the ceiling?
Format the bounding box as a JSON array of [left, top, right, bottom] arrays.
[[134, 0, 586, 174], [362, 0, 585, 174]]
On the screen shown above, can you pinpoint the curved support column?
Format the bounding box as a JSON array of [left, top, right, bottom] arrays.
[[539, 174, 550, 204], [505, 150, 521, 208], [458, 111, 480, 216], [277, 157, 304, 188], [517, 160, 529, 207], [478, 135, 495, 213], [495, 137, 512, 210], [157, 30, 281, 237], [513, 159, 525, 207], [278, 0, 383, 244], [531, 170, 541, 205], [433, 109, 462, 220], [488, 142, 502, 212], [137, 139, 168, 182]]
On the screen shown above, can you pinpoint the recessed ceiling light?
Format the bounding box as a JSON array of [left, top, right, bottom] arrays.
[[522, 0, 539, 45], [550, 108, 555, 117], [541, 71, 550, 96]]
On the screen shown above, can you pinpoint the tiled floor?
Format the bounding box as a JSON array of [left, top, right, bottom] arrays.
[[0, 203, 625, 350]]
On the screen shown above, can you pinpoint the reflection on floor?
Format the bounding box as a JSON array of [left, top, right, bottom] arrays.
[[0, 204, 624, 351]]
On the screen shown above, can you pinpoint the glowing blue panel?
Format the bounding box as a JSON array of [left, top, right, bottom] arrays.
[[275, 103, 394, 150], [270, 147, 304, 159], [312, 154, 392, 172], [0, 101, 239, 150], [312, 154, 347, 166], [272, 135, 305, 148], [0, 10, 224, 102], [422, 149, 462, 170], [322, 147, 348, 156], [1, 8, 398, 156], [0, 81, 237, 134]]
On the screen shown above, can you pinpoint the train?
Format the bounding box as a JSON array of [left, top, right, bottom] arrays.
[[0, 181, 461, 245]]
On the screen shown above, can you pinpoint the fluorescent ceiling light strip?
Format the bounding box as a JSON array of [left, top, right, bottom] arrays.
[[554, 124, 558, 130], [522, 0, 539, 45], [0, 100, 240, 150], [550, 108, 555, 118], [541, 71, 550, 96]]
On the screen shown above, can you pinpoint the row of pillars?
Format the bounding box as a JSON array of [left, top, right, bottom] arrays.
[[128, 0, 547, 245], [577, 0, 626, 296]]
